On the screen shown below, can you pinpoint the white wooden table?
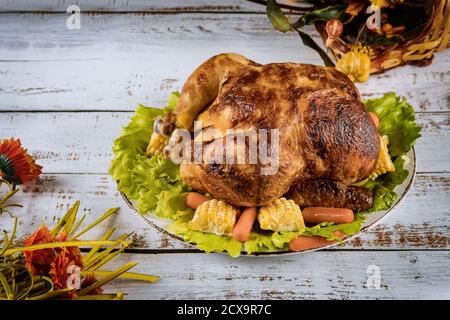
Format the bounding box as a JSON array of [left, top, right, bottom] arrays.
[[0, 1, 449, 299]]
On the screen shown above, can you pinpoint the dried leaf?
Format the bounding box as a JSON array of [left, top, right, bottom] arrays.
[[266, 0, 291, 33], [295, 29, 335, 67], [293, 5, 346, 28]]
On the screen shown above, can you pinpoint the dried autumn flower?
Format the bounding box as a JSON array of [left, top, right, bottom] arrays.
[[336, 44, 372, 83], [325, 19, 343, 47], [345, 1, 365, 16], [23, 225, 84, 298], [23, 224, 55, 275], [0, 138, 42, 185], [48, 251, 78, 298], [81, 274, 104, 295], [371, 0, 404, 9], [56, 232, 84, 268], [2, 199, 158, 300]]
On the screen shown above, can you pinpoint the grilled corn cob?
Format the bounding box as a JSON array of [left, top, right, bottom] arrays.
[[146, 132, 169, 157], [188, 199, 237, 236], [369, 135, 395, 180], [258, 198, 305, 232]]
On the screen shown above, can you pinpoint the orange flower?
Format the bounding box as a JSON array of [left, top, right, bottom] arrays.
[[81, 274, 104, 295], [23, 225, 55, 275], [325, 19, 343, 47], [49, 249, 84, 298], [345, 1, 365, 16], [49, 251, 73, 289], [24, 225, 84, 298], [56, 232, 84, 268], [0, 138, 42, 185]]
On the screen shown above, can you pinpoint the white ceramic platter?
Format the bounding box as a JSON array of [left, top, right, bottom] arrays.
[[121, 148, 416, 256]]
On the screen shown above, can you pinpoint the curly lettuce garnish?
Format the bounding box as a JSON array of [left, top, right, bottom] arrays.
[[109, 93, 193, 221], [362, 93, 421, 212]]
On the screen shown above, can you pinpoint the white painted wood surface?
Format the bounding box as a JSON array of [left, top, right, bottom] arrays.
[[0, 0, 265, 12], [0, 14, 448, 111], [0, 0, 306, 12], [104, 251, 450, 299], [1, 112, 448, 173], [0, 8, 448, 299]]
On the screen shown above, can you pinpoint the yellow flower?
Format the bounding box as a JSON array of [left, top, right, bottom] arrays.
[[370, 0, 404, 8], [336, 44, 371, 83]]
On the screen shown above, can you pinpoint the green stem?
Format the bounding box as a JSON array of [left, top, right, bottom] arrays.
[[0, 218, 18, 256], [82, 227, 116, 263], [3, 240, 123, 257], [0, 272, 13, 299], [71, 207, 119, 240], [28, 288, 73, 300], [77, 262, 138, 296], [82, 270, 159, 283], [74, 293, 126, 300]]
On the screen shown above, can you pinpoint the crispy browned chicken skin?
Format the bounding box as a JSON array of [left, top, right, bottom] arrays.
[[162, 53, 380, 208]]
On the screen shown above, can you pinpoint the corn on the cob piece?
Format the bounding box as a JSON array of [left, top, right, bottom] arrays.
[[369, 135, 395, 180], [258, 198, 305, 232], [146, 132, 169, 157], [188, 199, 237, 236]]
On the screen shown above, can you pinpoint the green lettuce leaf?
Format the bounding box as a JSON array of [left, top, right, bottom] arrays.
[[361, 155, 409, 212], [244, 213, 364, 255], [302, 213, 365, 240], [244, 231, 300, 254], [364, 93, 421, 157], [155, 185, 193, 221], [169, 222, 243, 257], [361, 93, 421, 212], [109, 92, 192, 221]]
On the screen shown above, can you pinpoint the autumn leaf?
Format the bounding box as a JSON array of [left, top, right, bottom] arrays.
[[266, 0, 291, 32]]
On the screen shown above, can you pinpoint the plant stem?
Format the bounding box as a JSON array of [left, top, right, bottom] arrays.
[[3, 240, 124, 257], [82, 270, 159, 283], [246, 0, 312, 12]]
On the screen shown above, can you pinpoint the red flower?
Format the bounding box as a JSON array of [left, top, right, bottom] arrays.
[[81, 274, 104, 295], [49, 251, 73, 289], [48, 249, 83, 298], [23, 225, 55, 275], [56, 232, 84, 268], [24, 225, 84, 299], [0, 138, 42, 185]]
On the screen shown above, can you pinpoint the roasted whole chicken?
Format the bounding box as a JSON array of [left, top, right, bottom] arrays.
[[157, 53, 380, 210]]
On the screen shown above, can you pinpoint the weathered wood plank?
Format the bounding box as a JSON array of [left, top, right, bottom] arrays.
[[0, 13, 448, 112], [102, 251, 450, 299], [0, 173, 448, 250], [1, 112, 447, 173]]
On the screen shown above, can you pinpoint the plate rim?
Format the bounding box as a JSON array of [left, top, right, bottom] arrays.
[[120, 147, 416, 256]]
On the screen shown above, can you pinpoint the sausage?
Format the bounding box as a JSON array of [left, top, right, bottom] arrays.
[[186, 192, 208, 209], [289, 231, 345, 252], [235, 207, 242, 218], [232, 207, 257, 242], [286, 179, 373, 212], [302, 207, 354, 224], [369, 112, 380, 129]]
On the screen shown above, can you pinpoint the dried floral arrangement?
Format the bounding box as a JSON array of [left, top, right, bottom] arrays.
[[251, 0, 449, 82], [0, 138, 157, 300]]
